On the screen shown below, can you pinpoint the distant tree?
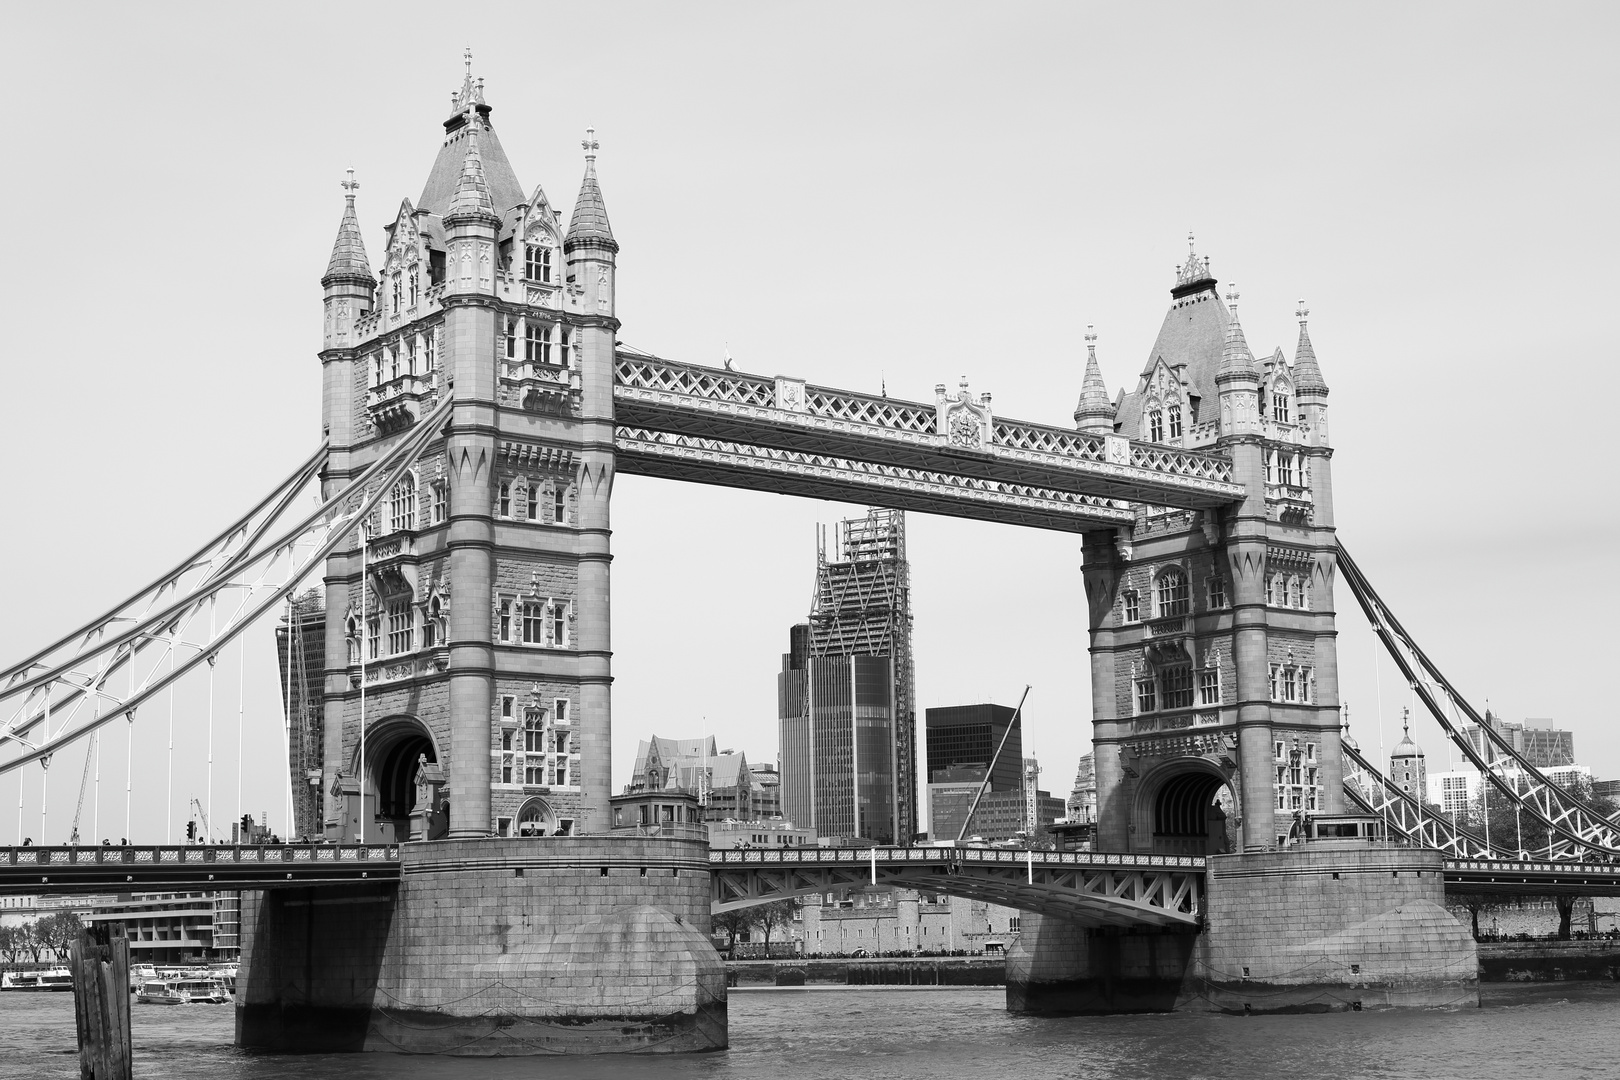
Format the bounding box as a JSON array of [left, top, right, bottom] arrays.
[[0, 925, 17, 965], [712, 909, 752, 958], [35, 912, 82, 962], [750, 900, 799, 956], [17, 922, 44, 964]]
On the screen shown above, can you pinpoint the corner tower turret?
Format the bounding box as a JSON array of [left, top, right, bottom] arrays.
[[1073, 326, 1117, 435]]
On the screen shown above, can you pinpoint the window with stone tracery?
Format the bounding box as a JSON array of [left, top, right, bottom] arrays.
[[526, 481, 539, 521], [386, 599, 414, 655], [525, 322, 551, 365], [391, 275, 403, 313], [1122, 590, 1140, 623], [1272, 392, 1290, 424], [1135, 678, 1156, 715], [1155, 569, 1189, 618], [559, 325, 572, 368], [345, 616, 359, 666], [553, 485, 568, 525], [430, 480, 448, 524], [1169, 406, 1183, 439], [1149, 410, 1164, 442], [526, 243, 552, 283], [388, 474, 416, 533], [1288, 576, 1304, 608], [505, 318, 517, 360], [425, 330, 436, 370], [408, 268, 419, 307], [522, 601, 546, 645], [1209, 577, 1228, 609], [1161, 665, 1194, 710], [498, 482, 512, 518], [551, 603, 567, 647], [1198, 668, 1221, 706], [366, 615, 380, 661], [1278, 453, 1295, 486], [423, 596, 442, 649]]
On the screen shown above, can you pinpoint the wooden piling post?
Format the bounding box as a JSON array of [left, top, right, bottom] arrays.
[[70, 920, 132, 1080]]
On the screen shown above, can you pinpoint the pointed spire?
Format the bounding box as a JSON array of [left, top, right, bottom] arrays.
[[323, 167, 375, 285], [1218, 284, 1255, 376], [566, 127, 617, 250], [1073, 325, 1116, 433], [1292, 299, 1329, 392], [445, 131, 497, 221], [1172, 231, 1216, 298]]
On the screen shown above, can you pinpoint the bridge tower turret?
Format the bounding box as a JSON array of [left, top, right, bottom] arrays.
[[563, 128, 619, 832], [1084, 241, 1343, 855]]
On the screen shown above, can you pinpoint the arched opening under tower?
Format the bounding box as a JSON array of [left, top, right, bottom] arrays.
[[1143, 766, 1237, 857], [356, 716, 439, 843]]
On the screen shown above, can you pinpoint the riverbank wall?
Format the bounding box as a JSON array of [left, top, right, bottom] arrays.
[[1477, 939, 1620, 982], [727, 957, 1003, 987]]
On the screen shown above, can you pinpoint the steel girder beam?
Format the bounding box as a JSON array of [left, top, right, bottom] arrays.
[[613, 354, 1243, 511], [615, 428, 1133, 532], [0, 844, 401, 895], [1444, 860, 1620, 897], [710, 855, 1202, 928]]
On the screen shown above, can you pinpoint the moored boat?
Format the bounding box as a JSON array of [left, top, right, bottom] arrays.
[[135, 978, 189, 1005], [172, 976, 230, 1004], [2, 968, 73, 991]]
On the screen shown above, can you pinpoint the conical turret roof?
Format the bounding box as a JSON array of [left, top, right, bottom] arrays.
[[1218, 286, 1255, 376], [566, 128, 616, 249], [323, 169, 374, 285], [1073, 327, 1116, 431], [1292, 302, 1329, 392], [446, 132, 498, 221], [417, 56, 526, 215]]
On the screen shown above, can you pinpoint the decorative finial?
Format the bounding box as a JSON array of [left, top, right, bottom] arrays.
[[341, 168, 359, 203], [583, 126, 599, 160], [1225, 284, 1239, 312], [1296, 299, 1309, 324], [1402, 705, 1410, 734], [464, 47, 473, 80], [1188, 231, 1196, 256], [1085, 324, 1097, 354]]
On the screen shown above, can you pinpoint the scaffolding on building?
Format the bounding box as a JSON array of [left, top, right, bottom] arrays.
[[807, 508, 917, 842], [276, 588, 326, 840]]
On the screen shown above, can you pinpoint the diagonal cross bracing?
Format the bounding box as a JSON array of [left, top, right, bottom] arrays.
[[615, 427, 1135, 532], [614, 353, 1244, 512], [708, 848, 1203, 928]]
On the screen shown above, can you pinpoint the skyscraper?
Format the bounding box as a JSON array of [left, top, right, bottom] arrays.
[[778, 510, 916, 844]]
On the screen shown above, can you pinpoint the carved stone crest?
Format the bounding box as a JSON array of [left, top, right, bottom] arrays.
[[774, 377, 806, 413], [934, 377, 992, 450]]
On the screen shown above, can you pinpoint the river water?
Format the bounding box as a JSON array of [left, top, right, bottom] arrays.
[[1, 984, 1617, 1080]]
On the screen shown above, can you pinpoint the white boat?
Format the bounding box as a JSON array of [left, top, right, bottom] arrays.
[[135, 978, 190, 1005], [128, 963, 157, 992], [2, 968, 74, 992], [172, 976, 230, 1004]]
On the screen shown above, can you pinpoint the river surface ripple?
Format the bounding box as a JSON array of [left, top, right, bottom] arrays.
[[1, 984, 1617, 1080]]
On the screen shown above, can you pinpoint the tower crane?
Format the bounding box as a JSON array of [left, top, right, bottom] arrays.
[[190, 796, 211, 843], [68, 737, 95, 845]]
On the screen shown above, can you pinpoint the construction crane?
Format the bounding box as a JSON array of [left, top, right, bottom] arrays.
[[190, 796, 211, 843], [68, 735, 96, 845]]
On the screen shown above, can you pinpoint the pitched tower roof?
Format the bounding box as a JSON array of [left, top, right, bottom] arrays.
[[323, 168, 375, 285], [1292, 301, 1329, 392], [566, 127, 616, 249], [1073, 326, 1116, 432], [416, 53, 526, 215], [1112, 235, 1230, 436]]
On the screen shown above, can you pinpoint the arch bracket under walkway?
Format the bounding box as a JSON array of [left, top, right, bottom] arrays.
[[710, 848, 1203, 929]]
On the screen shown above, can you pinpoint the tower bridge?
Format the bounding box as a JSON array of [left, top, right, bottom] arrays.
[[3, 61, 1616, 1052]]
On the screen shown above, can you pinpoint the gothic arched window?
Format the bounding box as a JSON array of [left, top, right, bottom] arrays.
[[1155, 568, 1189, 618], [389, 472, 417, 533], [1149, 410, 1165, 442], [498, 481, 512, 518], [1168, 406, 1183, 439], [1288, 576, 1304, 608], [345, 616, 359, 666], [516, 797, 554, 836]]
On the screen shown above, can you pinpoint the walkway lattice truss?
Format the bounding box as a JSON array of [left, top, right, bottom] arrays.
[[710, 848, 1204, 928], [0, 399, 453, 777]]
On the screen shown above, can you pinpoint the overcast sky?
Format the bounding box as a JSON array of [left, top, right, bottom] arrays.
[[1, 3, 1615, 842]]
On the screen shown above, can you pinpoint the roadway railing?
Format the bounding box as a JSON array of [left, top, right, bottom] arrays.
[[709, 847, 1206, 870], [0, 844, 401, 892]]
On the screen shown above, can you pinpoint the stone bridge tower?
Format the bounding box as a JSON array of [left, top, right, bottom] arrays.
[[316, 60, 618, 841], [1079, 243, 1340, 854]]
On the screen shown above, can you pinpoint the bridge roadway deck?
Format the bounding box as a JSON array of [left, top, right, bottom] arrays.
[[1, 845, 1616, 903]]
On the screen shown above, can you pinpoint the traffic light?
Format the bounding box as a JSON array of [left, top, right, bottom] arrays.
[[186, 820, 196, 842]]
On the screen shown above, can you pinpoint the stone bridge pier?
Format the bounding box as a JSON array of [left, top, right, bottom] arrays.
[[235, 836, 725, 1054]]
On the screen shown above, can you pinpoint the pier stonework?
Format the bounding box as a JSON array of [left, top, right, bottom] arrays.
[[235, 836, 725, 1053]]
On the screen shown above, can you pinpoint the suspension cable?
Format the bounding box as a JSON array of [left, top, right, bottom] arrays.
[[1338, 541, 1620, 858]]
